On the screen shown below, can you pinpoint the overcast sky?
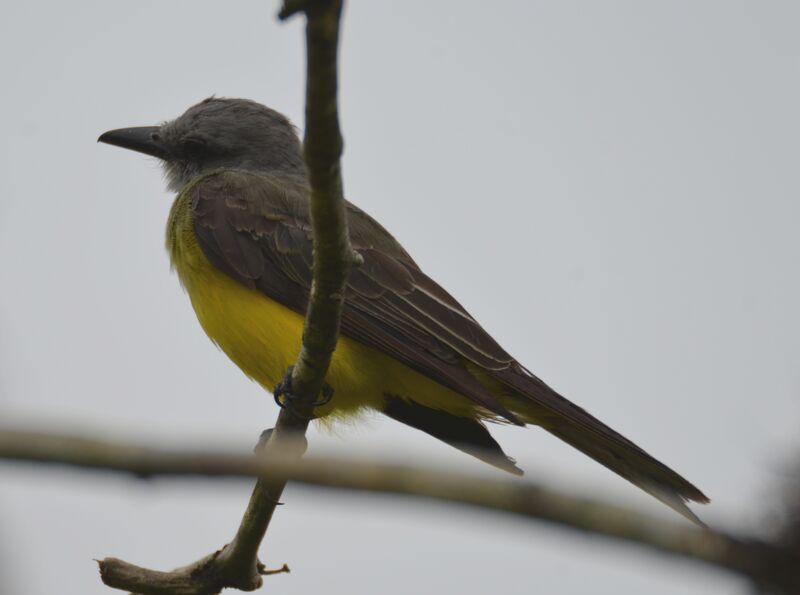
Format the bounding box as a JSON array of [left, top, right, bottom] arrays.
[[1, 2, 798, 594]]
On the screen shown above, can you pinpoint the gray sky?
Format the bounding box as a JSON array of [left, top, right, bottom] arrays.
[[1, 1, 798, 594]]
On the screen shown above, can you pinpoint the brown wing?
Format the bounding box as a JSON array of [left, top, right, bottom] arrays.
[[190, 170, 521, 423]]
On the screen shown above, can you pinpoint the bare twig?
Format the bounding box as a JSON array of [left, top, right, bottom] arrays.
[[212, 0, 353, 584], [278, 0, 310, 20], [2, 428, 798, 592], [89, 2, 352, 593]]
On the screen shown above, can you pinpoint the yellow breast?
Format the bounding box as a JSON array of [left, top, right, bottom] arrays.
[[165, 190, 478, 421]]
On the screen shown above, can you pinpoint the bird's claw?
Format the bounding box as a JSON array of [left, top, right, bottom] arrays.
[[273, 366, 334, 418]]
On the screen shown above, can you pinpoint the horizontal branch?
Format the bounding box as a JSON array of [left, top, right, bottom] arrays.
[[1, 428, 797, 592]]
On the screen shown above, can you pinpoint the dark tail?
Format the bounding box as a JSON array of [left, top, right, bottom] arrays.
[[544, 423, 708, 525], [491, 365, 709, 524]]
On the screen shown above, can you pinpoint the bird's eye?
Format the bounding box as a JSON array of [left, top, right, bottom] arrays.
[[150, 132, 162, 142]]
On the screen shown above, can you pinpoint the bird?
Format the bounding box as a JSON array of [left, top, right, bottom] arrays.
[[99, 97, 708, 523]]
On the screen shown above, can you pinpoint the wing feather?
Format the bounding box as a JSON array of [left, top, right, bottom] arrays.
[[190, 171, 520, 423]]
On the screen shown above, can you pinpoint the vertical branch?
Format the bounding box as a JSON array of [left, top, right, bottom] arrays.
[[290, 0, 355, 406], [98, 2, 353, 592], [214, 0, 352, 583]]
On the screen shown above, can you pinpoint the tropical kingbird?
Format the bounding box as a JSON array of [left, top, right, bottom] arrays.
[[99, 97, 708, 522]]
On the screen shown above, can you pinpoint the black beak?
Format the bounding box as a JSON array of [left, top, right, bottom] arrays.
[[98, 126, 169, 159]]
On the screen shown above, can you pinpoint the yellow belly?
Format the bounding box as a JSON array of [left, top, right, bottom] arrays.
[[166, 195, 478, 421]]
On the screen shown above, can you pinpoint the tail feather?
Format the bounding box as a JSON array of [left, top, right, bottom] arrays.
[[490, 365, 709, 524], [546, 424, 708, 526], [383, 395, 524, 475]]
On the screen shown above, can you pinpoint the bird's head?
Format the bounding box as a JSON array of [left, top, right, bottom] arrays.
[[99, 97, 305, 191]]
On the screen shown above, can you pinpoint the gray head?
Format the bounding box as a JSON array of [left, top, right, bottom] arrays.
[[99, 97, 306, 191]]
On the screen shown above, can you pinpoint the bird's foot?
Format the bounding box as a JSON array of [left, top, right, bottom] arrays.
[[273, 365, 334, 419]]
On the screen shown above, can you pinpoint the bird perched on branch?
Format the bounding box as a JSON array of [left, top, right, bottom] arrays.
[[99, 97, 708, 523]]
